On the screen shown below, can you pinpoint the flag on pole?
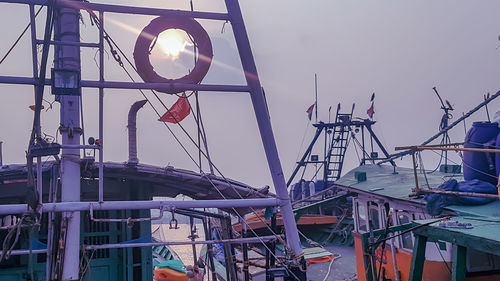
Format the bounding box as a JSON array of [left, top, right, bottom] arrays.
[[306, 104, 315, 120], [367, 103, 374, 119], [158, 93, 191, 123], [367, 93, 375, 119]]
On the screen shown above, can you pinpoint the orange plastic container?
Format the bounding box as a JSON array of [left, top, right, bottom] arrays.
[[153, 267, 189, 281]]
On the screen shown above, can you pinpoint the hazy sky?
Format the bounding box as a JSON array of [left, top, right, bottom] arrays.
[[1, 0, 500, 190]]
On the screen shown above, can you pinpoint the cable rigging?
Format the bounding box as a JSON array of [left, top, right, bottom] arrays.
[[84, 11, 304, 278]]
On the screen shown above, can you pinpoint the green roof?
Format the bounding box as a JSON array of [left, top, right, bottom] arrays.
[[336, 164, 462, 200], [336, 164, 500, 219]]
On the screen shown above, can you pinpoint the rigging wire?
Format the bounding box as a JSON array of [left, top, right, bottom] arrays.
[[88, 13, 303, 278], [26, 0, 55, 213], [0, 6, 43, 65]]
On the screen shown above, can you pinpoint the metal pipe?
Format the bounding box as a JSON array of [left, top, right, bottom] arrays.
[[0, 198, 280, 215], [85, 235, 278, 250], [0, 141, 3, 166], [60, 144, 98, 149], [0, 76, 251, 92], [2, 0, 231, 20], [127, 100, 147, 165], [242, 217, 250, 281], [202, 218, 218, 281], [35, 39, 99, 47], [396, 146, 500, 154], [189, 217, 197, 264], [416, 189, 499, 199], [411, 151, 420, 194], [224, 0, 304, 267], [0, 249, 47, 256], [98, 10, 104, 204], [55, 4, 82, 280], [389, 209, 401, 281]]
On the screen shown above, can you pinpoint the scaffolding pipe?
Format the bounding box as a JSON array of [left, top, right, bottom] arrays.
[[0, 76, 251, 92], [35, 39, 99, 47], [0, 198, 280, 215], [0, 0, 231, 20], [0, 249, 47, 256], [85, 235, 279, 250]]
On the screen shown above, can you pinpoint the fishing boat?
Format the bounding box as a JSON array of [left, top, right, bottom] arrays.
[[332, 95, 500, 281], [0, 0, 310, 280], [233, 91, 500, 281]]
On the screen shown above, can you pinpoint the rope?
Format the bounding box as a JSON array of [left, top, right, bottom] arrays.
[[0, 6, 43, 65], [0, 213, 37, 263], [87, 12, 303, 279]]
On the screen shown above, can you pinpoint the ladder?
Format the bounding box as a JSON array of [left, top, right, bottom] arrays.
[[325, 104, 354, 181]]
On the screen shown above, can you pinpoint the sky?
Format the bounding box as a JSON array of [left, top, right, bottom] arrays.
[[1, 0, 500, 191]]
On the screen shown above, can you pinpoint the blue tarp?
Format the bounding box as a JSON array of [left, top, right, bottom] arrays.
[[425, 179, 498, 216]]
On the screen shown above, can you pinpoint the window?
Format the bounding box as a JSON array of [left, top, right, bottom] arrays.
[[397, 212, 413, 250], [356, 201, 368, 233], [369, 203, 380, 230]]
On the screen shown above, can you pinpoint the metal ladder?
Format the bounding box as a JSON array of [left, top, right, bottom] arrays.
[[325, 104, 354, 181]]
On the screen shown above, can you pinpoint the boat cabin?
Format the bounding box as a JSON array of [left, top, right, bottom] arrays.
[[336, 164, 500, 281]]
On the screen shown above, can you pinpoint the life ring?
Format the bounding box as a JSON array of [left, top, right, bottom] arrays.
[[133, 16, 213, 94]]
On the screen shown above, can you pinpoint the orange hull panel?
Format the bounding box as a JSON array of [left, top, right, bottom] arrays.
[[233, 214, 337, 232], [353, 234, 499, 281]]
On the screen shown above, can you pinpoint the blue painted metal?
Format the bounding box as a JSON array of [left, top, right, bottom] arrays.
[[496, 131, 500, 177], [224, 0, 304, 262], [54, 3, 82, 279], [0, 198, 280, 215], [0, 75, 252, 92]]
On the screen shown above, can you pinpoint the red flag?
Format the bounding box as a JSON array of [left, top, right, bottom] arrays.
[[29, 105, 44, 111], [158, 93, 191, 123], [367, 102, 374, 119], [306, 104, 314, 120]]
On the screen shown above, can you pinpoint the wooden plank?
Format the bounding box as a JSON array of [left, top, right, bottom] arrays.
[[452, 244, 466, 281], [409, 235, 427, 281]]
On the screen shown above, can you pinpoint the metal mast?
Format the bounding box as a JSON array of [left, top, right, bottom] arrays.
[[0, 0, 306, 279], [54, 4, 82, 280], [224, 1, 305, 274]]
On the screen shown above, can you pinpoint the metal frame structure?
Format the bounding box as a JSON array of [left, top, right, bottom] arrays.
[[0, 0, 305, 280], [287, 118, 395, 188]]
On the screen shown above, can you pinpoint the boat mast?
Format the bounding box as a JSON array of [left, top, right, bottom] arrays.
[[225, 0, 306, 277], [54, 4, 82, 280]]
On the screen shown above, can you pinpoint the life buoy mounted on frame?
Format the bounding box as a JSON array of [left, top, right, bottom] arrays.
[[133, 16, 213, 94]]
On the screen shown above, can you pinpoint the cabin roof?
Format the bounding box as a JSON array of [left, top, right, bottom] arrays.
[[0, 161, 272, 215], [336, 164, 500, 219], [336, 164, 461, 200]]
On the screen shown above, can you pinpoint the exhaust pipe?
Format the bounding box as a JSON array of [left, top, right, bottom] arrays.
[[127, 100, 147, 165]]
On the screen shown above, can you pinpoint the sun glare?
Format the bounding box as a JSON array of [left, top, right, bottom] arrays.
[[157, 29, 191, 59]]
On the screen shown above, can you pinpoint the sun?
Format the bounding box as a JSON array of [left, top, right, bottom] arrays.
[[157, 29, 192, 59]]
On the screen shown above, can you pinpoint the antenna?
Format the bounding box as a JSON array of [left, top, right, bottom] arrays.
[[314, 73, 318, 122], [432, 86, 454, 171]]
